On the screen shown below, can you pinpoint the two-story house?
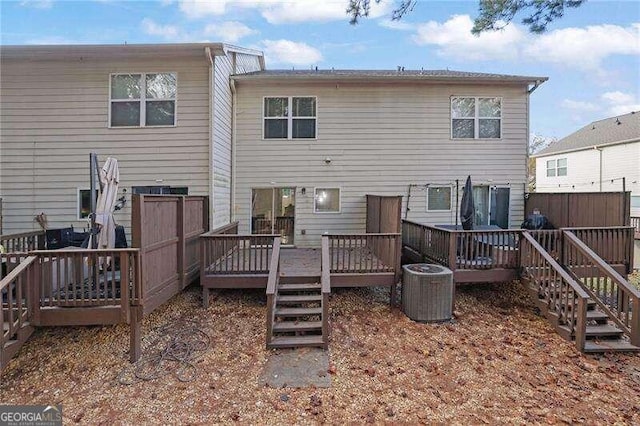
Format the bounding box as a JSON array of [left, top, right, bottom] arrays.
[[231, 70, 546, 247], [534, 111, 640, 216], [0, 44, 547, 247]]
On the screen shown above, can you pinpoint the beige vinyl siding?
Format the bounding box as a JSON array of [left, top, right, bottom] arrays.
[[234, 81, 529, 247], [211, 52, 262, 228], [0, 56, 210, 234]]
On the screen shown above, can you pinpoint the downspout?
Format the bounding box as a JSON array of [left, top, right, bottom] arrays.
[[206, 47, 215, 228], [230, 78, 237, 222], [595, 146, 603, 192]]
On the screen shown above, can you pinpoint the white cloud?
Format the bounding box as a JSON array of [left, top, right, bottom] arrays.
[[261, 39, 322, 66], [179, 0, 228, 17], [525, 23, 640, 70], [19, 0, 53, 9], [393, 14, 639, 72], [178, 0, 390, 24], [412, 14, 525, 61], [204, 21, 257, 43], [141, 18, 181, 39], [601, 91, 640, 116], [561, 99, 599, 112]]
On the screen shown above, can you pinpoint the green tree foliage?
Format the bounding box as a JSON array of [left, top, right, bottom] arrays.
[[347, 0, 586, 33]]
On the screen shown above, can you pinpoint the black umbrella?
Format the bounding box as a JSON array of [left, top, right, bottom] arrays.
[[460, 175, 475, 230]]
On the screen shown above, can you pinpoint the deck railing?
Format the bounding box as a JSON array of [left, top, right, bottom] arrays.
[[402, 221, 451, 266], [521, 232, 589, 351], [200, 234, 278, 274], [564, 227, 635, 272], [32, 249, 141, 314], [402, 220, 633, 276], [1, 255, 38, 368], [563, 230, 640, 346], [327, 233, 400, 274], [0, 230, 46, 253]]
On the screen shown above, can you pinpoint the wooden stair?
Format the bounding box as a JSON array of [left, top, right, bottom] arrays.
[[525, 279, 640, 353], [267, 276, 326, 349]]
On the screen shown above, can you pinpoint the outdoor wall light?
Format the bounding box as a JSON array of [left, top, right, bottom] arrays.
[[301, 188, 306, 195], [324, 157, 332, 164]]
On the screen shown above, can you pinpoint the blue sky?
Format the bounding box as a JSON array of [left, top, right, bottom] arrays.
[[1, 0, 639, 140]]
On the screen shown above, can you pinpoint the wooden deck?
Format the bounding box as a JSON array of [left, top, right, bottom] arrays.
[[201, 246, 396, 288]]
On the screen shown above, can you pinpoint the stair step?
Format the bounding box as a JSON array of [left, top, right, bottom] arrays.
[[585, 324, 624, 338], [584, 340, 640, 353], [279, 275, 321, 284], [278, 283, 321, 291], [275, 307, 322, 317], [586, 310, 609, 322], [269, 335, 324, 348], [273, 320, 322, 332], [277, 295, 322, 304]]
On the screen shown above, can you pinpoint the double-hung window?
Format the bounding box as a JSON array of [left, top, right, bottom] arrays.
[[427, 186, 452, 211], [110, 73, 176, 127], [264, 96, 316, 139], [451, 97, 501, 139], [546, 158, 567, 177]]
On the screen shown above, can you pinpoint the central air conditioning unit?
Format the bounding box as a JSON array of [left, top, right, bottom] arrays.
[[402, 263, 454, 322]]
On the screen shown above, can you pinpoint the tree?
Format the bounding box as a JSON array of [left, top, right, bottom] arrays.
[[347, 0, 586, 33], [527, 134, 556, 191]]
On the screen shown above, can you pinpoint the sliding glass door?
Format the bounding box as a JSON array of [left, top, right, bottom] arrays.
[[473, 186, 510, 229], [251, 187, 295, 245]]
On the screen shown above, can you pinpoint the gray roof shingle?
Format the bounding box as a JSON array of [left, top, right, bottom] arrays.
[[232, 69, 547, 83], [535, 111, 640, 157]]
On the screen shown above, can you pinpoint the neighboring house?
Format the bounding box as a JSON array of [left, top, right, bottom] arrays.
[[0, 43, 547, 247], [533, 111, 640, 216], [231, 70, 546, 247], [0, 43, 264, 234]]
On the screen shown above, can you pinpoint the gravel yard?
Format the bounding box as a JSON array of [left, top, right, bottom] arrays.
[[1, 280, 639, 424]]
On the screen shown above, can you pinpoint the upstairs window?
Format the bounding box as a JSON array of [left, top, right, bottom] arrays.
[[546, 158, 567, 177], [110, 73, 176, 127], [264, 96, 316, 139], [451, 97, 501, 139]]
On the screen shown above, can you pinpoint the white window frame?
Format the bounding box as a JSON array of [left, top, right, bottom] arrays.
[[313, 187, 341, 214], [77, 188, 98, 220], [546, 158, 567, 177], [451, 96, 502, 140], [426, 186, 452, 211], [108, 72, 177, 128], [262, 96, 317, 140]]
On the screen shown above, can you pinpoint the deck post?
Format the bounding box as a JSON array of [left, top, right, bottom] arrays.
[[129, 305, 143, 363], [202, 287, 210, 309], [631, 298, 640, 347], [574, 297, 587, 352]]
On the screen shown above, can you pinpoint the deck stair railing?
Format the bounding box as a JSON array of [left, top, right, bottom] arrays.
[[321, 236, 331, 349], [265, 237, 282, 348], [565, 227, 635, 273], [562, 230, 640, 348], [630, 217, 640, 238], [266, 237, 326, 349], [521, 232, 589, 351], [1, 255, 37, 371]]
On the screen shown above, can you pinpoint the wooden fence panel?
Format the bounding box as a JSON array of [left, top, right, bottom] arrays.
[[132, 194, 209, 315], [526, 192, 630, 228]]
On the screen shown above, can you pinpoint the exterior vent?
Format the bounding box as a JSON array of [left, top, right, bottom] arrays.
[[401, 264, 453, 322]]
